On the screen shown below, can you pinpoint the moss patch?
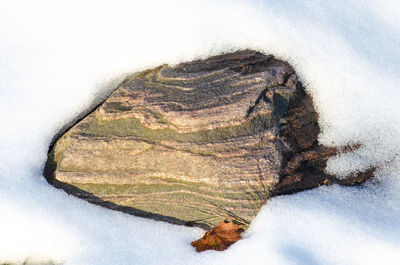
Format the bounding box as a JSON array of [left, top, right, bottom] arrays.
[[74, 114, 270, 144], [72, 182, 248, 200]]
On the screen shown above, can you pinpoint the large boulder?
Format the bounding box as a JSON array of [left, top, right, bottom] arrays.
[[44, 50, 373, 228]]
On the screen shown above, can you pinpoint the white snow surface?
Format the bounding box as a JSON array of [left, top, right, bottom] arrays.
[[1, 0, 400, 264]]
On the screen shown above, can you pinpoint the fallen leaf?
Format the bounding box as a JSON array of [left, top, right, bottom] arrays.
[[191, 220, 245, 252]]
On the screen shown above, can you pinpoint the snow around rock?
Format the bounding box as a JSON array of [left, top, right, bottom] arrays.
[[1, 0, 400, 264]]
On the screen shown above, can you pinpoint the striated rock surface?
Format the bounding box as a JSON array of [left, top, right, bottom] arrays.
[[44, 50, 373, 228]]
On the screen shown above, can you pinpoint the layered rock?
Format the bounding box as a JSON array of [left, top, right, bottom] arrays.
[[44, 50, 373, 228]]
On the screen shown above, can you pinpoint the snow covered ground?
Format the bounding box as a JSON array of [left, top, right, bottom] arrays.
[[1, 0, 400, 264]]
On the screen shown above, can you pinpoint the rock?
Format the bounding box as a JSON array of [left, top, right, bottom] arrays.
[[44, 50, 373, 228]]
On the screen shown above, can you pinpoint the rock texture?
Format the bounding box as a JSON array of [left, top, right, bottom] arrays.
[[44, 50, 373, 228]]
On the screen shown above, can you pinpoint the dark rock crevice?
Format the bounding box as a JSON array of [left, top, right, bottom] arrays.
[[273, 82, 374, 196]]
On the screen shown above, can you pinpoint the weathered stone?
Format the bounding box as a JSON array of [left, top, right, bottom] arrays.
[[44, 50, 373, 228]]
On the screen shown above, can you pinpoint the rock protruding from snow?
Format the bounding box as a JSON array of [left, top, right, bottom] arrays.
[[44, 50, 373, 228]]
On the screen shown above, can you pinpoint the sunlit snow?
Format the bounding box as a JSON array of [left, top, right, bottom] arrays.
[[1, 0, 400, 264]]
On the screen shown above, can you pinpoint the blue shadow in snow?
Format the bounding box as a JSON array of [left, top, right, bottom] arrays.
[[280, 244, 322, 265]]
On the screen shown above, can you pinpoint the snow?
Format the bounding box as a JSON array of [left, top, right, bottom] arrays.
[[1, 0, 400, 264]]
